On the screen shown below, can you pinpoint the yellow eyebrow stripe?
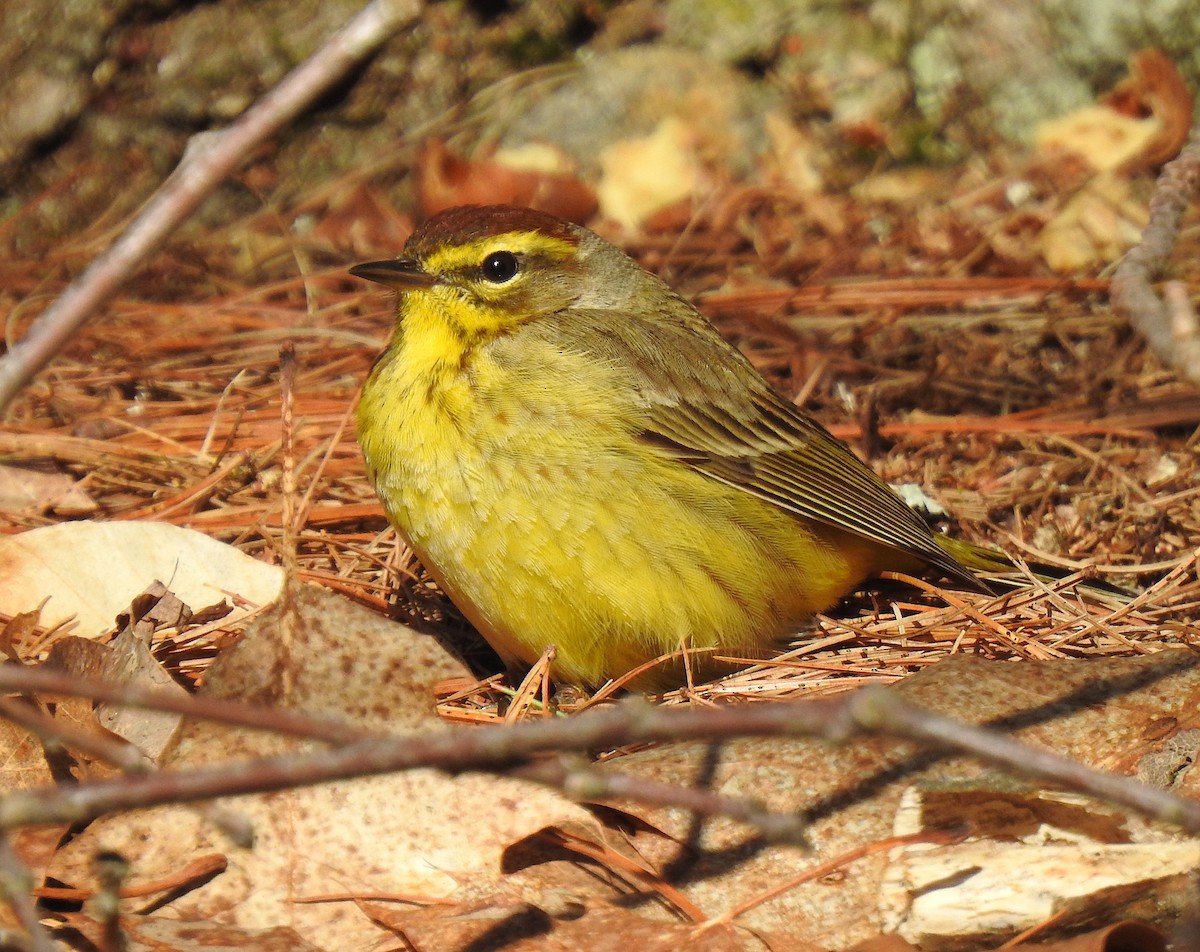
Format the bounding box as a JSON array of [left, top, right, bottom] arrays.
[[424, 231, 578, 272]]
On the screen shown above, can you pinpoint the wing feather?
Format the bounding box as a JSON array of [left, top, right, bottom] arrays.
[[535, 307, 977, 587]]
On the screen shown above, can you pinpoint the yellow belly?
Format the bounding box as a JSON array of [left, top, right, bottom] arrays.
[[358, 336, 882, 687]]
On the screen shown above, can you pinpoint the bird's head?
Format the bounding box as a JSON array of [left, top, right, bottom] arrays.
[[350, 205, 647, 340]]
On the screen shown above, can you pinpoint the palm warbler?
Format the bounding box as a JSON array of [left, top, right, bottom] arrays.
[[352, 205, 1022, 688]]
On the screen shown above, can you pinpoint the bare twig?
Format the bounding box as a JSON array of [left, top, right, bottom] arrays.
[[0, 696, 149, 773], [3, 685, 1200, 837], [0, 0, 423, 413], [0, 666, 365, 745], [1111, 126, 1200, 385], [33, 854, 227, 903], [514, 757, 807, 845], [538, 825, 709, 921]]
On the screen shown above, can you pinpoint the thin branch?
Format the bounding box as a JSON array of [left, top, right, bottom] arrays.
[[514, 757, 807, 845], [0, 666, 365, 745], [0, 0, 423, 413], [1111, 126, 1200, 385], [3, 687, 1200, 837], [33, 854, 227, 903], [0, 696, 149, 773]]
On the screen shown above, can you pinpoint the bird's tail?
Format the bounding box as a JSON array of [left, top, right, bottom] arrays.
[[932, 534, 1132, 600]]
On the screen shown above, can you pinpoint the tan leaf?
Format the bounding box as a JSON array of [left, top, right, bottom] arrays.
[[0, 718, 63, 931], [1037, 173, 1147, 272], [0, 463, 96, 517], [597, 117, 703, 230], [96, 627, 187, 764], [1035, 106, 1161, 174], [0, 522, 284, 638]]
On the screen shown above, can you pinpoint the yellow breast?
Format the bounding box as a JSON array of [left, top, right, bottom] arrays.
[[357, 305, 878, 687]]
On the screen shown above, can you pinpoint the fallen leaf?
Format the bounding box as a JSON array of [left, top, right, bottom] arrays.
[[416, 140, 597, 222], [0, 713, 64, 932], [56, 912, 326, 951], [1037, 172, 1147, 272], [597, 117, 703, 230], [42, 635, 111, 681], [0, 463, 96, 517], [95, 584, 191, 763], [0, 463, 96, 516], [1, 607, 46, 661], [1102, 48, 1193, 173], [0, 521, 284, 637], [1035, 106, 1161, 174]]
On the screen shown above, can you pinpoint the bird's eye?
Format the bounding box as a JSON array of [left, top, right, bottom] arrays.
[[481, 251, 520, 284]]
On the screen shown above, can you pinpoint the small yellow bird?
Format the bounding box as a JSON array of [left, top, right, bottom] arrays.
[[352, 205, 1024, 689]]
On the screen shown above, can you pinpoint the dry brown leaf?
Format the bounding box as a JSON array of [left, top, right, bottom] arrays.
[[0, 711, 55, 789], [55, 911, 326, 951], [1, 607, 46, 661], [42, 635, 111, 680], [0, 521, 284, 637], [416, 139, 597, 222], [0, 716, 63, 931], [17, 586, 191, 780], [1015, 919, 1167, 952], [8, 582, 237, 774], [48, 583, 599, 952], [1102, 48, 1194, 174], [47, 692, 119, 781], [372, 897, 753, 951], [94, 589, 189, 763], [0, 463, 96, 517]]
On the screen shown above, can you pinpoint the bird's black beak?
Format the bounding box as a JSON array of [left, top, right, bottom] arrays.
[[349, 258, 438, 290]]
